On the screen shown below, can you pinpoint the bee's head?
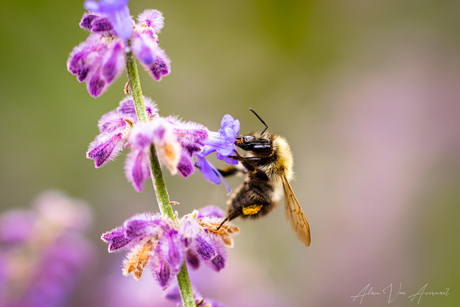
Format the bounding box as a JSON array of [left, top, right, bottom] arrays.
[[236, 133, 272, 154], [235, 109, 272, 155]]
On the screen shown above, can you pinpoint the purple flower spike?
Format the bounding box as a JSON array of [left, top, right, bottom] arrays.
[[102, 209, 239, 291], [84, 0, 133, 45]]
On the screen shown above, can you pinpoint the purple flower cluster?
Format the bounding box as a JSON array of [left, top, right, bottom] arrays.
[[67, 1, 170, 97], [87, 96, 240, 192], [101, 206, 239, 290], [0, 191, 94, 307]]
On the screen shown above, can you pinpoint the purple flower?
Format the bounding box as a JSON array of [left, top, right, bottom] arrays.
[[87, 96, 158, 168], [203, 114, 240, 158], [0, 210, 35, 243], [102, 208, 239, 290], [125, 118, 182, 191], [0, 191, 94, 307], [84, 0, 133, 45], [68, 8, 170, 97], [193, 114, 240, 192], [138, 9, 164, 33], [197, 206, 225, 219], [124, 148, 151, 192], [89, 104, 240, 192]]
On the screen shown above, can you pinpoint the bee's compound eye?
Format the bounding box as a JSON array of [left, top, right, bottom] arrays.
[[243, 136, 255, 144]]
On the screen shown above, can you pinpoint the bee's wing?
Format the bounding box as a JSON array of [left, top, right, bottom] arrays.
[[281, 173, 311, 247]]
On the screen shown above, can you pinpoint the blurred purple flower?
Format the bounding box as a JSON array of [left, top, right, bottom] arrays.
[[0, 191, 94, 307], [101, 207, 239, 290], [0, 210, 35, 244], [68, 7, 170, 97]]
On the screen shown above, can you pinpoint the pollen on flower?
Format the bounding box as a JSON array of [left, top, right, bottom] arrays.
[[162, 141, 179, 174], [122, 240, 153, 280], [122, 119, 134, 138], [197, 217, 240, 247]]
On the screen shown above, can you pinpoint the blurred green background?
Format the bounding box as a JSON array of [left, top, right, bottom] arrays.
[[1, 0, 460, 306]]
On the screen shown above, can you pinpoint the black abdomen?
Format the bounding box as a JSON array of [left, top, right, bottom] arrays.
[[226, 178, 278, 221]]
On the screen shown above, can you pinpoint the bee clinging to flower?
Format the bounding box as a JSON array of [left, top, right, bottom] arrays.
[[217, 109, 311, 247]]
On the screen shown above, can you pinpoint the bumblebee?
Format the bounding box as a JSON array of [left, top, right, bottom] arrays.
[[217, 109, 311, 247]]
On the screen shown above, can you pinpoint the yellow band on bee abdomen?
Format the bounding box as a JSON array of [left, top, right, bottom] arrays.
[[242, 204, 263, 215]]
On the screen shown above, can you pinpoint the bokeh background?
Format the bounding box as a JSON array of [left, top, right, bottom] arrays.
[[1, 0, 460, 306]]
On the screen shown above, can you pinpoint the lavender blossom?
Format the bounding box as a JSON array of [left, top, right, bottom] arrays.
[[195, 114, 240, 193], [68, 6, 170, 97], [101, 207, 239, 291], [203, 114, 240, 159], [84, 0, 133, 45], [0, 191, 94, 307], [88, 98, 240, 192], [86, 96, 158, 168]]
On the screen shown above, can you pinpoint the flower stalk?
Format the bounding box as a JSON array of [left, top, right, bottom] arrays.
[[125, 49, 196, 307]]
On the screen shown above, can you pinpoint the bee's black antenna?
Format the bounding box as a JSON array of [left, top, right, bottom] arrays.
[[249, 108, 268, 135]]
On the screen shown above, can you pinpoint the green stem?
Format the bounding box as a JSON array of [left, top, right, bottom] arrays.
[[125, 50, 196, 307]]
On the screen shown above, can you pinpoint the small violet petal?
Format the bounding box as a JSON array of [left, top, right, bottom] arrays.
[[91, 17, 113, 32], [80, 13, 99, 30], [131, 32, 158, 66], [101, 226, 132, 252], [195, 152, 231, 193], [148, 47, 170, 81], [197, 206, 225, 219], [124, 149, 150, 192], [87, 132, 124, 167], [195, 235, 216, 261], [101, 40, 125, 83]]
